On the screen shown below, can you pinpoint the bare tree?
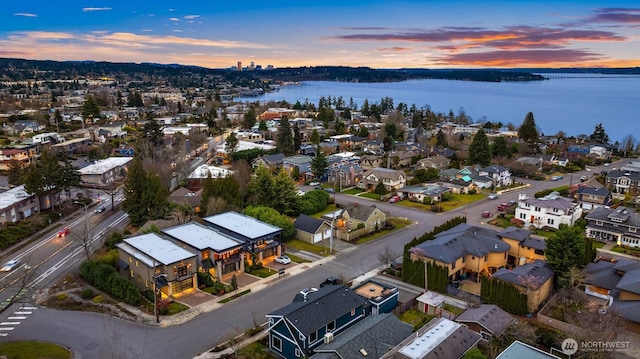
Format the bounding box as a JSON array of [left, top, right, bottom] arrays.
[[377, 245, 397, 268]]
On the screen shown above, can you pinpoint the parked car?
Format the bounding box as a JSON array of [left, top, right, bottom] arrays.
[[488, 194, 498, 200], [275, 255, 291, 265], [482, 211, 492, 218], [309, 181, 320, 187], [580, 175, 588, 182], [320, 276, 343, 287], [388, 195, 401, 203], [550, 175, 563, 181], [324, 188, 335, 193], [0, 259, 20, 272], [57, 227, 70, 238], [508, 200, 517, 206], [94, 205, 106, 213], [497, 203, 509, 211]]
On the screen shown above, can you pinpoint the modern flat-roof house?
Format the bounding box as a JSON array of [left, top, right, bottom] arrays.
[[380, 317, 481, 359], [115, 233, 197, 297], [203, 211, 282, 264], [409, 223, 511, 281], [266, 285, 370, 359], [161, 222, 244, 282], [351, 279, 399, 314], [514, 192, 582, 230], [78, 157, 133, 187], [585, 206, 640, 248], [495, 340, 561, 359]]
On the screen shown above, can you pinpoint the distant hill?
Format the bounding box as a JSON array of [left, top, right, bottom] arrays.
[[1, 57, 637, 83]]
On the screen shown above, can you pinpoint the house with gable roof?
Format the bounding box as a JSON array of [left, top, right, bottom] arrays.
[[359, 167, 406, 192], [575, 185, 613, 211], [266, 285, 370, 359], [583, 258, 640, 323], [585, 206, 640, 248], [161, 222, 244, 282], [295, 214, 332, 244], [605, 170, 640, 195], [492, 260, 554, 312], [380, 317, 481, 359], [337, 203, 387, 241], [115, 233, 197, 296], [310, 313, 412, 359], [203, 211, 282, 264], [252, 153, 286, 172], [497, 227, 546, 268], [478, 165, 513, 188], [514, 192, 582, 230], [409, 223, 511, 281], [455, 304, 515, 341]]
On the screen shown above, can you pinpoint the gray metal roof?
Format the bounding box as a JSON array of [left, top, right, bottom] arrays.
[[162, 222, 243, 252], [410, 224, 510, 264], [616, 268, 640, 295], [523, 195, 575, 211], [496, 340, 561, 359], [295, 214, 325, 234], [584, 261, 621, 290], [499, 227, 532, 242], [203, 211, 282, 239], [455, 304, 515, 336], [116, 233, 195, 266], [586, 206, 640, 229]]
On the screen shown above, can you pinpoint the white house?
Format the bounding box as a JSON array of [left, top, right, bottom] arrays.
[[478, 165, 513, 188], [514, 192, 582, 230]]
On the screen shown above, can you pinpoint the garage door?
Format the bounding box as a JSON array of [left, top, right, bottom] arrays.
[[313, 232, 322, 243]]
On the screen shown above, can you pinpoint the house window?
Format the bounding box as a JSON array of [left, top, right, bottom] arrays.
[[596, 220, 603, 226], [547, 218, 554, 225], [135, 260, 139, 267], [269, 318, 274, 325], [272, 336, 282, 352], [519, 213, 526, 220], [351, 308, 356, 316], [484, 255, 488, 261], [129, 256, 132, 263], [630, 227, 637, 233], [327, 320, 336, 332], [295, 349, 302, 358], [309, 331, 317, 343], [137, 274, 142, 283], [534, 206, 541, 212], [177, 266, 188, 277], [129, 270, 134, 277], [535, 249, 545, 256]]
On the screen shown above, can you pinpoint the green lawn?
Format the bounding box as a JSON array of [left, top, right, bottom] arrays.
[[247, 267, 278, 278], [398, 309, 433, 330], [310, 204, 338, 219], [343, 188, 364, 195], [237, 341, 277, 358], [611, 245, 640, 255], [443, 303, 465, 316], [355, 218, 412, 245], [166, 302, 189, 315], [360, 192, 381, 200], [397, 193, 485, 212], [0, 341, 72, 359], [283, 252, 311, 263], [285, 239, 330, 256], [592, 241, 606, 249]]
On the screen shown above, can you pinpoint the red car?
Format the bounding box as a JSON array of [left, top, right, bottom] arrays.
[[497, 203, 509, 211], [57, 227, 70, 238], [482, 211, 492, 218]]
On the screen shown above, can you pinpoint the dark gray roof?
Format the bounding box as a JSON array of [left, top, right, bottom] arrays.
[[262, 153, 286, 163], [521, 236, 547, 251], [295, 214, 325, 234], [613, 258, 640, 273], [267, 285, 369, 336], [343, 203, 381, 222], [310, 313, 413, 359], [577, 186, 610, 197], [481, 165, 509, 174], [584, 261, 621, 290], [586, 206, 640, 228], [523, 195, 575, 211], [492, 260, 553, 289], [410, 223, 510, 264], [616, 268, 640, 295], [606, 170, 640, 181], [499, 227, 532, 242], [610, 297, 640, 323], [455, 304, 515, 336]]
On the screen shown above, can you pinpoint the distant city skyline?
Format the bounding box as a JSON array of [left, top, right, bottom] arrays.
[[2, 1, 639, 69]]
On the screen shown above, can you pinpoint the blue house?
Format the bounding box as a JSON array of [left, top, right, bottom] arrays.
[[351, 279, 399, 314], [266, 285, 370, 359]]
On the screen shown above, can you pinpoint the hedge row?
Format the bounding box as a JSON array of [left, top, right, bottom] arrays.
[[80, 261, 142, 306]]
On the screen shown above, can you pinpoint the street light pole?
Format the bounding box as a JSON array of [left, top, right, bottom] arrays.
[[74, 201, 90, 242]]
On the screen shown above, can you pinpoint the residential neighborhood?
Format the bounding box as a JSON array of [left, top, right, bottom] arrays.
[[0, 60, 638, 359]]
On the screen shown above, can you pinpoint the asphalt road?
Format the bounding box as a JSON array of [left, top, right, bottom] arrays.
[[0, 160, 622, 358]]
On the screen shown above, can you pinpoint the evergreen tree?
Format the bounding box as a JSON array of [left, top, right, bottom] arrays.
[[6, 159, 25, 186], [435, 129, 447, 148], [310, 146, 328, 180], [590, 123, 609, 144], [122, 157, 151, 226], [81, 95, 101, 120], [248, 165, 274, 207], [545, 225, 586, 288], [258, 119, 268, 132], [142, 120, 163, 147], [60, 156, 81, 198], [518, 112, 539, 152], [276, 117, 295, 155], [271, 170, 300, 216], [374, 181, 388, 195], [225, 132, 239, 159], [357, 126, 369, 138], [310, 129, 321, 144], [492, 136, 510, 158], [467, 129, 491, 166], [293, 123, 302, 152], [242, 108, 257, 129]]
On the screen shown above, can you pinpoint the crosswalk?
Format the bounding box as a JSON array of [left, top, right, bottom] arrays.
[[0, 305, 37, 337]]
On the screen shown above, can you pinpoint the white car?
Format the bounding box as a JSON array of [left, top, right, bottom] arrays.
[[488, 194, 498, 200], [1, 259, 20, 272], [309, 181, 320, 187], [275, 255, 291, 265]]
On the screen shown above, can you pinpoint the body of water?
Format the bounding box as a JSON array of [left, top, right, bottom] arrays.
[[235, 74, 640, 143]]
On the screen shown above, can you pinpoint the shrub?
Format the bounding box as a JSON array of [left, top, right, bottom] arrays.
[[93, 295, 105, 303], [80, 289, 94, 299], [56, 293, 68, 301]]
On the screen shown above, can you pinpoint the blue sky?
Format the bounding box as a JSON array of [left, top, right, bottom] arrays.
[[2, 1, 639, 69]]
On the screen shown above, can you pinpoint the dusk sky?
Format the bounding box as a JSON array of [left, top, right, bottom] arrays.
[[2, 1, 640, 69]]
